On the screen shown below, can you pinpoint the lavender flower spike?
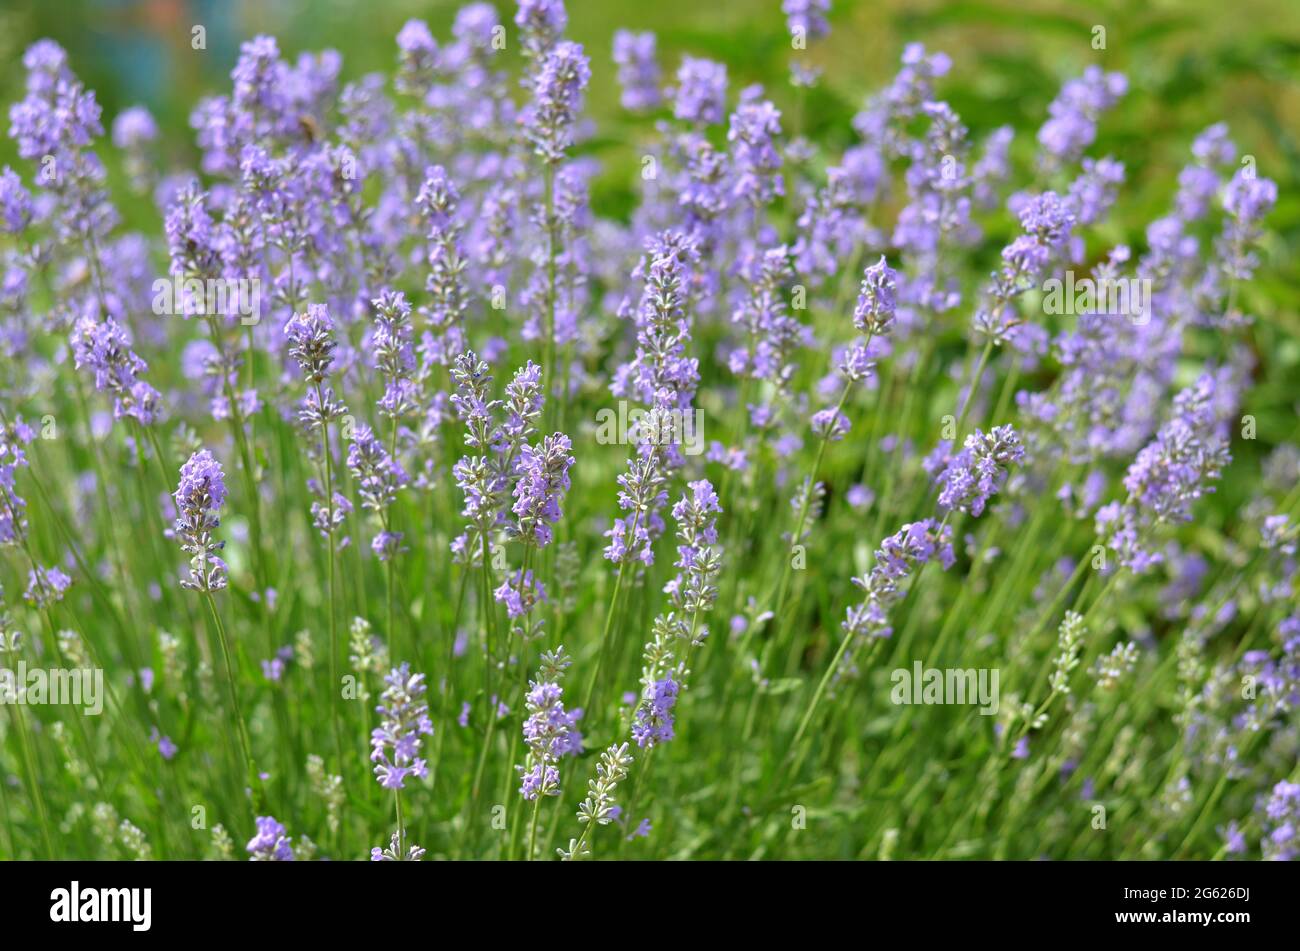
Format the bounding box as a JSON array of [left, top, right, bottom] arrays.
[[512, 432, 575, 547], [518, 647, 582, 800], [173, 449, 229, 593], [935, 425, 1026, 517], [525, 41, 590, 164], [246, 816, 294, 861], [612, 31, 661, 112], [370, 663, 434, 790]]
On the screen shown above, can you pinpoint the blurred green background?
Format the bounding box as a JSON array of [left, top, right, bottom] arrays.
[[1, 0, 1297, 322]]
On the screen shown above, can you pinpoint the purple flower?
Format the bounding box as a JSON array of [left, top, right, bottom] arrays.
[[1260, 780, 1300, 860], [1220, 821, 1246, 855], [783, 0, 831, 41], [163, 180, 222, 279], [853, 256, 899, 336], [632, 676, 679, 748], [173, 450, 229, 592], [728, 96, 783, 206], [149, 727, 178, 761], [1066, 156, 1125, 226], [416, 167, 468, 367], [935, 425, 1026, 517], [973, 191, 1076, 345], [111, 105, 157, 149], [0, 422, 32, 549], [494, 569, 547, 620], [672, 57, 727, 125], [371, 531, 407, 562], [370, 663, 434, 790], [246, 816, 294, 861], [842, 519, 955, 645], [517, 649, 582, 799], [613, 31, 661, 112], [1220, 168, 1278, 281], [23, 564, 72, 608], [846, 484, 875, 511], [395, 20, 438, 95], [9, 41, 103, 162], [371, 831, 426, 861], [1037, 66, 1127, 169], [285, 303, 338, 383], [1099, 375, 1232, 574], [0, 166, 33, 234], [515, 0, 568, 62], [511, 433, 575, 547], [524, 41, 590, 164], [70, 316, 163, 427], [811, 408, 850, 442], [348, 424, 409, 516]]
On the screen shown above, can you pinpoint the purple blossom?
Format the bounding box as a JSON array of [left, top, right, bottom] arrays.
[[511, 433, 575, 547], [613, 31, 661, 112], [172, 449, 229, 592], [23, 564, 72, 608], [348, 424, 409, 516], [524, 41, 590, 164], [0, 422, 32, 549], [1037, 67, 1127, 169], [1098, 374, 1231, 574], [632, 676, 679, 748], [853, 256, 899, 336], [151, 729, 178, 761], [416, 166, 469, 367], [517, 649, 582, 798], [672, 57, 727, 125], [842, 519, 956, 644], [728, 96, 783, 206], [1260, 780, 1300, 860], [783, 0, 831, 41], [370, 663, 434, 790], [246, 816, 294, 861], [935, 425, 1026, 517], [285, 303, 338, 382], [110, 105, 157, 149], [515, 0, 568, 62], [494, 569, 547, 620], [0, 166, 33, 234], [71, 316, 163, 427]]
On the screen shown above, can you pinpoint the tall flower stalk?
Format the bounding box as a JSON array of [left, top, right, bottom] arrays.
[[285, 303, 350, 766]]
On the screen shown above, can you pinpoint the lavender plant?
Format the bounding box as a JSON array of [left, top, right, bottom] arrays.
[[0, 1, 1293, 866]]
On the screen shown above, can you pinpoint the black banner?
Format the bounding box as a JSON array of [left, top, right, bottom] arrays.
[[1, 860, 1278, 937]]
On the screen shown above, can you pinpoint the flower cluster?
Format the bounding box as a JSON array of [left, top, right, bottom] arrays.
[[524, 41, 590, 164], [246, 816, 294, 861], [172, 450, 229, 592], [935, 425, 1026, 517], [518, 648, 582, 799], [24, 564, 72, 609], [612, 31, 660, 112], [348, 424, 410, 559], [0, 417, 34, 549], [370, 663, 434, 790], [627, 479, 725, 752], [370, 831, 426, 862], [1097, 374, 1231, 573], [632, 676, 680, 748], [843, 520, 956, 643], [0, 1, 1288, 866], [783, 0, 831, 42], [1260, 780, 1300, 861], [511, 433, 575, 547], [70, 316, 163, 427]]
